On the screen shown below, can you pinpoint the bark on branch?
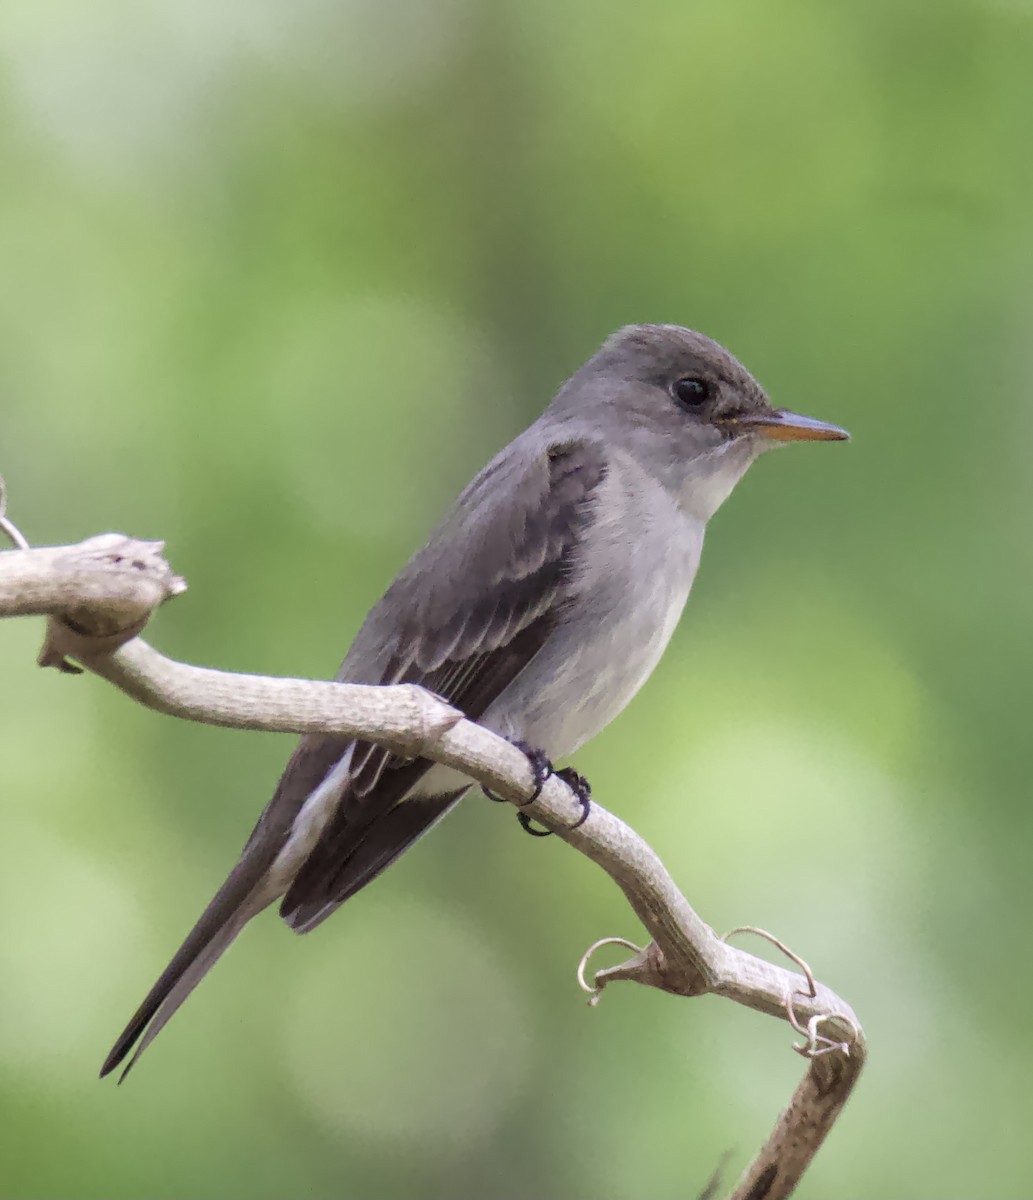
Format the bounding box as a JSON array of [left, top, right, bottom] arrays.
[[0, 530, 865, 1200]]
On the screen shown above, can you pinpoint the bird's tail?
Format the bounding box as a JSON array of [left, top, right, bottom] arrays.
[[100, 861, 278, 1082]]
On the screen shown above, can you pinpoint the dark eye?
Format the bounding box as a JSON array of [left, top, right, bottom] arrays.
[[672, 376, 711, 410]]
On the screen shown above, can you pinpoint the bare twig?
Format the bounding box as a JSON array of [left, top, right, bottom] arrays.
[[576, 936, 644, 1005], [0, 525, 865, 1199], [0, 476, 29, 551], [723, 926, 818, 998]]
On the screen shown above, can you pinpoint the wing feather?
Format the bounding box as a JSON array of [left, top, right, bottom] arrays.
[[279, 437, 608, 925]]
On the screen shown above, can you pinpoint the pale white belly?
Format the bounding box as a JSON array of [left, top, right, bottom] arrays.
[[485, 535, 699, 758]]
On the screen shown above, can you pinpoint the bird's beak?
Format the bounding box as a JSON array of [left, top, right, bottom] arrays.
[[738, 410, 850, 443]]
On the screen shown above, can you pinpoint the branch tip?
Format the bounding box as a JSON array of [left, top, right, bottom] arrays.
[[0, 475, 30, 551], [575, 936, 644, 1005], [785, 992, 858, 1061]]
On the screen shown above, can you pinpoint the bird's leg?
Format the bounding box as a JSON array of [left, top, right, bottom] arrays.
[[483, 742, 592, 838]]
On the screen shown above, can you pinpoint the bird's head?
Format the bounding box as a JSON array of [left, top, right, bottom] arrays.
[[550, 324, 848, 523]]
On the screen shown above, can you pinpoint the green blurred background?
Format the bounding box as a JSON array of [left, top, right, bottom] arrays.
[[0, 0, 1030, 1196]]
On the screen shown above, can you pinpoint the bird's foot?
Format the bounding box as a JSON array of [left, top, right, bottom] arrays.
[[555, 767, 592, 829], [482, 742, 591, 838], [483, 741, 552, 807]]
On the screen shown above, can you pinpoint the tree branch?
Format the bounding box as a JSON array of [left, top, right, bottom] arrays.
[[0, 532, 865, 1200]]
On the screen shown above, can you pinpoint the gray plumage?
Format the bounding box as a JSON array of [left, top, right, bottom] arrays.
[[102, 324, 847, 1078]]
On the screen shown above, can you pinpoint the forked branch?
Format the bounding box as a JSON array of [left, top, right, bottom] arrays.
[[0, 509, 865, 1200]]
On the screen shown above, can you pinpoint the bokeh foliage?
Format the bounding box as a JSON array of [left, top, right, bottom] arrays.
[[1, 0, 1031, 1196]]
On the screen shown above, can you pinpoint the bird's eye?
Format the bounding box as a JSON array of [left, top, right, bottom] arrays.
[[671, 376, 711, 410]]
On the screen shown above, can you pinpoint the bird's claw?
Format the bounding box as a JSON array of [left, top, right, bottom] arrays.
[[555, 767, 592, 829], [483, 741, 553, 806], [517, 810, 554, 837], [483, 742, 592, 837], [515, 743, 554, 805]]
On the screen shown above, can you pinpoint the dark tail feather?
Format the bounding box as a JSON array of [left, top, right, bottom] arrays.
[[105, 789, 465, 1076], [101, 857, 277, 1081], [281, 791, 465, 934]]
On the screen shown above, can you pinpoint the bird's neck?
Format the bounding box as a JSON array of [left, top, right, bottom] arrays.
[[674, 438, 760, 524]]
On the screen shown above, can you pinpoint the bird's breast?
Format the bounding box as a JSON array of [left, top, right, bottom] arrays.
[[481, 467, 704, 762]]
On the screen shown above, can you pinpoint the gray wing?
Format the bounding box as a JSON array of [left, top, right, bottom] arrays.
[[102, 434, 608, 1079], [279, 434, 609, 926]]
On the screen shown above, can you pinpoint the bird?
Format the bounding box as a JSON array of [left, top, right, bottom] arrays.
[[101, 323, 848, 1079]]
